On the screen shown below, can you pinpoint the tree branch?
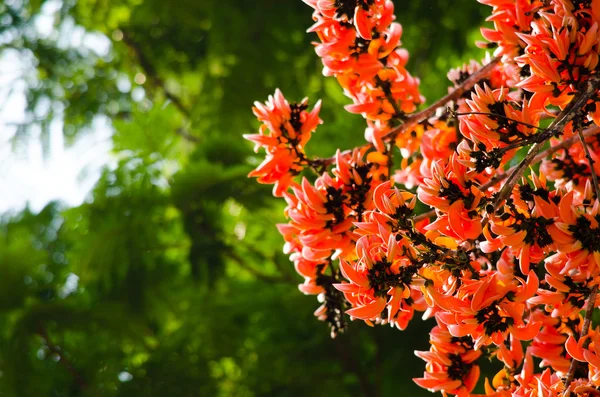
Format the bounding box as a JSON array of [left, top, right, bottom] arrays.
[[120, 30, 200, 143], [482, 125, 600, 192], [493, 74, 600, 209], [312, 57, 501, 167], [577, 128, 600, 200], [385, 57, 501, 142], [37, 325, 88, 390], [412, 125, 600, 222]]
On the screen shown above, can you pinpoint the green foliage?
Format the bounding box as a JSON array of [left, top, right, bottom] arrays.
[[0, 1, 489, 396]]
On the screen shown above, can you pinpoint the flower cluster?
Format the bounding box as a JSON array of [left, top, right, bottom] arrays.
[[414, 326, 481, 397], [304, 0, 424, 150], [480, 0, 600, 117], [244, 89, 322, 196], [542, 128, 600, 197], [245, 0, 600, 396], [278, 146, 390, 335]]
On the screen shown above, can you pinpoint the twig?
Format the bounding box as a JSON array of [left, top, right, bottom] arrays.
[[412, 125, 600, 222], [493, 74, 600, 209], [37, 325, 88, 390], [577, 128, 600, 199], [385, 57, 501, 142], [120, 30, 200, 143], [413, 209, 435, 223], [453, 111, 546, 133], [313, 57, 501, 166], [176, 127, 201, 143], [564, 285, 598, 388], [481, 125, 600, 192]]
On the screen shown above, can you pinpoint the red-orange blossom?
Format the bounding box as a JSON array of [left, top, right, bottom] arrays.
[[246, 1, 600, 396]]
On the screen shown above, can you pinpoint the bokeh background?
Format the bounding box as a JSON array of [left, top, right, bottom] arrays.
[[0, 1, 494, 396]]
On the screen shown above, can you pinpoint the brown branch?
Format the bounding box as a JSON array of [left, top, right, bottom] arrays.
[[493, 74, 600, 209], [385, 57, 501, 142], [577, 128, 600, 199], [176, 127, 201, 143], [564, 285, 598, 389], [412, 125, 600, 222], [313, 57, 501, 167], [37, 325, 88, 390], [120, 30, 200, 143], [481, 125, 600, 192], [454, 111, 546, 134]]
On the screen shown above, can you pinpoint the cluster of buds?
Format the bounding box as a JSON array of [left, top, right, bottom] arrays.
[[245, 0, 600, 396]]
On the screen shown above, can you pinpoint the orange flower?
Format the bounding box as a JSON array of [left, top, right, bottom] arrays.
[[419, 158, 485, 241], [414, 324, 481, 397], [245, 89, 322, 196], [448, 58, 510, 90], [486, 173, 560, 274], [460, 84, 541, 150], [477, 0, 543, 83], [246, 1, 600, 392], [549, 191, 600, 278], [432, 270, 540, 350], [276, 149, 390, 332], [421, 120, 459, 162], [304, 0, 423, 149], [334, 234, 424, 329], [280, 148, 383, 257], [528, 311, 580, 374], [541, 131, 600, 198], [566, 327, 600, 386]]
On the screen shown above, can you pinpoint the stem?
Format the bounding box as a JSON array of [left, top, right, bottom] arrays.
[[453, 111, 546, 134], [314, 57, 501, 166], [37, 325, 88, 390], [121, 30, 199, 143], [493, 74, 600, 209], [482, 125, 600, 192], [412, 125, 600, 222], [385, 57, 501, 142], [564, 285, 598, 388], [577, 128, 600, 200]]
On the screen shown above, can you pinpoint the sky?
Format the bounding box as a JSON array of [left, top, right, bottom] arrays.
[[0, 0, 113, 213]]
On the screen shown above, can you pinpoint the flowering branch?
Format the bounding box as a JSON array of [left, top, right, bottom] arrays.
[[493, 74, 600, 209], [384, 56, 500, 142], [313, 56, 501, 167], [246, 1, 600, 395], [413, 125, 600, 222], [577, 128, 600, 200], [37, 324, 88, 390]]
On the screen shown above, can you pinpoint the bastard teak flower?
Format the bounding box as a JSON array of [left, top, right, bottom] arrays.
[[245, 0, 600, 395]]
